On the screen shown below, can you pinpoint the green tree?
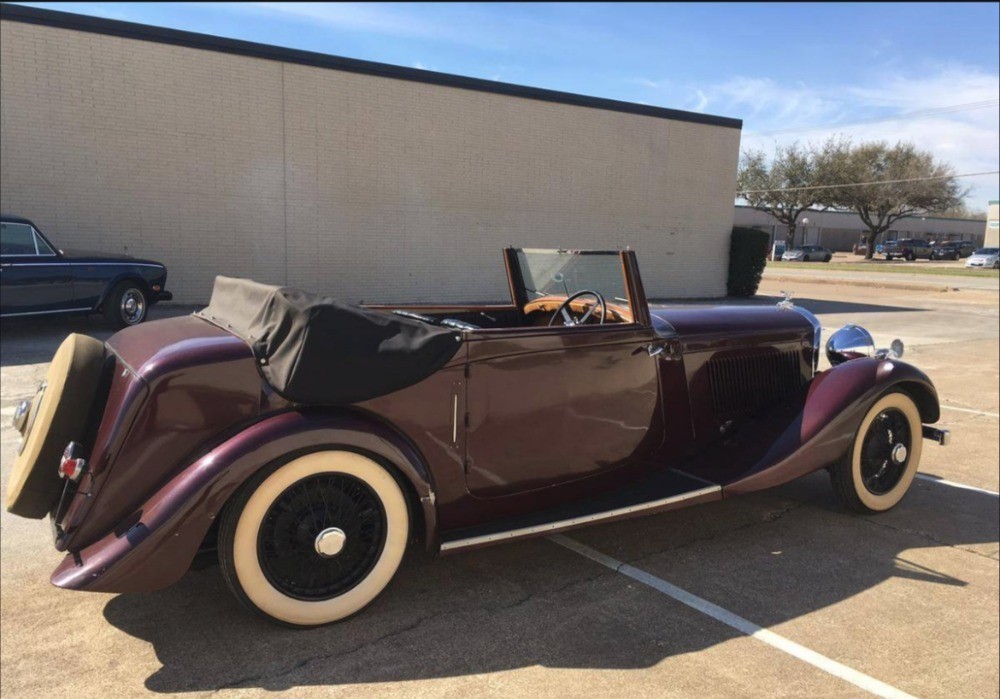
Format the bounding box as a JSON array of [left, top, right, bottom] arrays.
[[818, 140, 967, 259], [737, 143, 819, 249]]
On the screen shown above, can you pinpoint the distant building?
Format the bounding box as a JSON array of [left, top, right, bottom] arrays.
[[986, 201, 999, 248], [734, 205, 987, 252]]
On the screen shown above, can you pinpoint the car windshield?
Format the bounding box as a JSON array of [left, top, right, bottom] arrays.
[[976, 248, 999, 255], [515, 249, 628, 305]]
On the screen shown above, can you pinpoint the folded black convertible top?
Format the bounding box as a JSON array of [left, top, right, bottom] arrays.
[[195, 276, 462, 405]]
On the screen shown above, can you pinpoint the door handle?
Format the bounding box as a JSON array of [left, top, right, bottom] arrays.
[[648, 340, 681, 360]]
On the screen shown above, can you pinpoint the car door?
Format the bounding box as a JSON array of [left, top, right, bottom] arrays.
[[461, 249, 664, 498], [0, 221, 74, 315], [463, 325, 662, 497]]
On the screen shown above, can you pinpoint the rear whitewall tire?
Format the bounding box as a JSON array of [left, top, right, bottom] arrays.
[[219, 451, 410, 627], [830, 392, 922, 514]]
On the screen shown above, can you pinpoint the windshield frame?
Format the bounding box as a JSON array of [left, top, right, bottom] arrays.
[[503, 247, 648, 329]]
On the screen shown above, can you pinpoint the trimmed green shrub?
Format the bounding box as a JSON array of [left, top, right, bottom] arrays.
[[727, 227, 771, 297]]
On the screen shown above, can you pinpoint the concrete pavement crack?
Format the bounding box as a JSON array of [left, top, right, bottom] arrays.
[[209, 611, 445, 693], [835, 509, 999, 561], [208, 570, 611, 692]]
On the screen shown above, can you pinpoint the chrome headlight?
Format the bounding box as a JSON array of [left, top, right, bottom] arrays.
[[825, 325, 875, 366]]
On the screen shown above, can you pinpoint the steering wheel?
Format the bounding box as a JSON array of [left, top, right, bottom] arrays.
[[548, 290, 607, 327]]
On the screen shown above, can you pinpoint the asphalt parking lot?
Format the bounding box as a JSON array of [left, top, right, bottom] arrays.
[[1, 274, 997, 698]]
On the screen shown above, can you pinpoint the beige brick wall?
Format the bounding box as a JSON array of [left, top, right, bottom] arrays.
[[1, 19, 740, 304]]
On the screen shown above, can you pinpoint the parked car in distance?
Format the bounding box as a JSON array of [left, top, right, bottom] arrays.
[[1, 214, 172, 328], [954, 240, 975, 258], [781, 245, 832, 262], [930, 241, 974, 260], [6, 247, 949, 627], [965, 247, 1000, 269], [883, 238, 932, 261]]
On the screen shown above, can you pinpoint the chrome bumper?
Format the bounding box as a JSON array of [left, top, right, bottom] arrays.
[[922, 425, 951, 446]]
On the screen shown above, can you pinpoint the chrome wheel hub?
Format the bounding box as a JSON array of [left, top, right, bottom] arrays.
[[121, 289, 145, 324], [891, 443, 908, 465], [314, 527, 347, 558]]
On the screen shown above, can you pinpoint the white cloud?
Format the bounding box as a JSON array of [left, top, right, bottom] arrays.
[[630, 77, 662, 89], [693, 89, 709, 113], [700, 66, 1000, 204], [245, 2, 467, 43]]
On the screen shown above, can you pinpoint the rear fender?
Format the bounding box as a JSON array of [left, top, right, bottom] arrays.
[[724, 358, 939, 496], [50, 409, 437, 593]]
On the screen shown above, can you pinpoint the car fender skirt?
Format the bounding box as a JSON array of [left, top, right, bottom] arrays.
[[50, 410, 436, 594], [723, 358, 939, 496]]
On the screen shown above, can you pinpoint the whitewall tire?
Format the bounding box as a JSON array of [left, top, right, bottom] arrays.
[[219, 450, 410, 627], [830, 392, 922, 513]]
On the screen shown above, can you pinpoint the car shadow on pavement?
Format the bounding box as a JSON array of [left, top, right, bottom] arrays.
[[0, 307, 196, 367], [757, 296, 929, 316], [648, 295, 925, 315], [101, 473, 998, 693]]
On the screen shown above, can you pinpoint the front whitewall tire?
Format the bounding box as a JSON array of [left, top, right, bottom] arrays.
[[830, 392, 922, 514]]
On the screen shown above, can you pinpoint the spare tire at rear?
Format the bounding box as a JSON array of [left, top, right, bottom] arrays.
[[6, 334, 106, 518]]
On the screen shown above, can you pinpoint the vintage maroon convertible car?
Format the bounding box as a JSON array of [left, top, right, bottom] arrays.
[[7, 248, 949, 627]]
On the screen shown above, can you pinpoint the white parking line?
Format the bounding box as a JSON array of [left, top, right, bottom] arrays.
[[550, 535, 917, 699], [940, 404, 999, 418], [916, 473, 1000, 497]]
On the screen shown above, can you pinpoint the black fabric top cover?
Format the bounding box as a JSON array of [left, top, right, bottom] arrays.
[[195, 276, 462, 405]]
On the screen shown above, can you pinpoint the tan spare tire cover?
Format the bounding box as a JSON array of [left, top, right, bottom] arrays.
[[6, 333, 106, 518]]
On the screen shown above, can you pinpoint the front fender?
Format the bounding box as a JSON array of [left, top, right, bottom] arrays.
[[51, 410, 438, 594], [724, 358, 939, 496]]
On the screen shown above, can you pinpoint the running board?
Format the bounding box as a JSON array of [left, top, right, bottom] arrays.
[[440, 469, 721, 554]]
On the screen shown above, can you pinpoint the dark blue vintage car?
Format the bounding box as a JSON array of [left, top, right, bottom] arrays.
[[1, 214, 172, 328]]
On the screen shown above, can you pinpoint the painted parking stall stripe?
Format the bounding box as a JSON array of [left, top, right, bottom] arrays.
[[916, 473, 999, 497], [939, 404, 1000, 419], [550, 535, 917, 699]]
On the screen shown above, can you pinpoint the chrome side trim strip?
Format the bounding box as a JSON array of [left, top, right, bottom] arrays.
[[1, 261, 165, 268], [439, 484, 721, 552], [0, 307, 93, 317]]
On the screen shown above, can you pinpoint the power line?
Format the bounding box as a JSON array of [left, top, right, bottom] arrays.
[[744, 99, 1000, 137], [738, 170, 1000, 196]]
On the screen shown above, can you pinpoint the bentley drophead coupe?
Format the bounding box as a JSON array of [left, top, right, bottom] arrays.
[[7, 248, 949, 627]]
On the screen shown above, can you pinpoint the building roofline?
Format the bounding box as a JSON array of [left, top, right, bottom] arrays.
[[733, 204, 987, 224], [0, 3, 743, 130]]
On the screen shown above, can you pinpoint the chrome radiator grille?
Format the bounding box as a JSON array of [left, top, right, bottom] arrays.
[[707, 348, 804, 419]]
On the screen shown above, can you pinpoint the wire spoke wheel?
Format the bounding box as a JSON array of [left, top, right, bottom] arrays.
[[258, 474, 387, 600], [859, 408, 911, 495]]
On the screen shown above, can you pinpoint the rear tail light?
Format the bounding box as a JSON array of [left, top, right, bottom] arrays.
[[59, 442, 87, 482]]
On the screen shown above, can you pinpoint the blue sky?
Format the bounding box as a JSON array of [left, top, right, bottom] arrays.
[[17, 2, 1000, 205]]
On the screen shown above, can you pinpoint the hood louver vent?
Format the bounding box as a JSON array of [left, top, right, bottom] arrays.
[[707, 349, 804, 420]]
